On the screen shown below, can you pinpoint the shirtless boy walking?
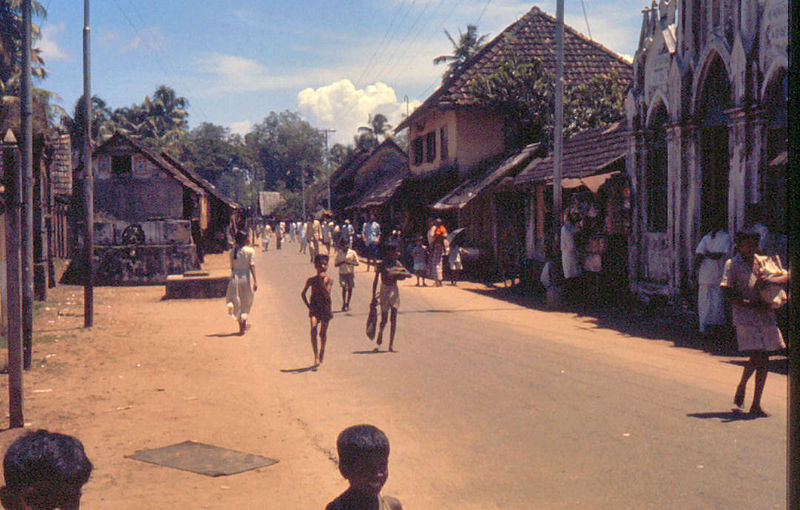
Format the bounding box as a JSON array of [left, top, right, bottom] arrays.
[[301, 254, 333, 367]]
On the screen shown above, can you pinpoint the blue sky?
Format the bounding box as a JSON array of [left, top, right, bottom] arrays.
[[37, 0, 647, 145]]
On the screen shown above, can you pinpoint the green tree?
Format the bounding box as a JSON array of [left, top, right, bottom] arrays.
[[245, 111, 324, 191], [179, 122, 254, 185], [101, 85, 190, 153], [433, 24, 488, 83], [62, 94, 114, 148], [329, 142, 354, 167], [471, 54, 625, 150], [0, 1, 51, 128]]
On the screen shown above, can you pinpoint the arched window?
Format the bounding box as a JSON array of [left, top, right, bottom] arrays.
[[646, 105, 669, 232]]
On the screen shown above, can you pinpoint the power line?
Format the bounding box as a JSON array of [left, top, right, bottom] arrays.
[[580, 0, 593, 40], [353, 0, 413, 89], [111, 0, 210, 122], [476, 0, 493, 25]]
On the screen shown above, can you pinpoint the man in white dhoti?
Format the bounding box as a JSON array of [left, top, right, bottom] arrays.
[[694, 217, 731, 335]]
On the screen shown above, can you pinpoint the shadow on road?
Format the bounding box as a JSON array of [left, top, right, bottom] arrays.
[[725, 357, 787, 376], [687, 409, 767, 422], [280, 365, 318, 374], [352, 349, 391, 355], [206, 332, 242, 338], [462, 283, 789, 375]]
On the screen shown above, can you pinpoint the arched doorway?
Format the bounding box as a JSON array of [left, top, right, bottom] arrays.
[[762, 70, 787, 234], [697, 58, 731, 233]]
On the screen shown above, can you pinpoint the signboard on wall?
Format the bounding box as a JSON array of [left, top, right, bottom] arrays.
[[96, 155, 111, 179], [133, 154, 150, 178]]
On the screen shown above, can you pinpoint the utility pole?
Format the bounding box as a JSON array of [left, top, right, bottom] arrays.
[[83, 0, 94, 327], [4, 131, 24, 428], [300, 165, 306, 221], [786, 0, 799, 506], [20, 0, 33, 370], [553, 0, 565, 247], [321, 129, 335, 211]]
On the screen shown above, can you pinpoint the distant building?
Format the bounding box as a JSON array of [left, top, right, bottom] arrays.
[[259, 191, 285, 217]]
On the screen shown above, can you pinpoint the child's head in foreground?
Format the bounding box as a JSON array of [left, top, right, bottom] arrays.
[[1, 430, 93, 510], [337, 424, 390, 497]]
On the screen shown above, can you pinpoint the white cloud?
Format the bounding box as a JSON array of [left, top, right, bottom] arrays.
[[194, 53, 313, 94], [297, 79, 420, 146], [229, 120, 252, 136], [38, 22, 68, 61]]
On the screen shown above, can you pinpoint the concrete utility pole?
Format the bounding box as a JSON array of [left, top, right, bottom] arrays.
[[321, 129, 335, 211], [3, 131, 24, 428], [553, 0, 565, 246], [786, 1, 799, 506], [83, 0, 95, 327], [300, 166, 306, 220], [21, 0, 33, 370]]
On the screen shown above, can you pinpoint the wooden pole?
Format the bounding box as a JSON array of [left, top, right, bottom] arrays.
[[83, 0, 94, 327], [4, 131, 24, 428], [20, 0, 33, 370]]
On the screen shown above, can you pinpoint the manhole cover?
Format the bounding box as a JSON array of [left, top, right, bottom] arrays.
[[127, 441, 279, 477]]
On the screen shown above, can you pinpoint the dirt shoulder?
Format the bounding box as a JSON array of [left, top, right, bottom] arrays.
[[0, 253, 340, 509]]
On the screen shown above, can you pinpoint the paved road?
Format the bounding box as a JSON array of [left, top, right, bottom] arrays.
[[250, 244, 786, 509]]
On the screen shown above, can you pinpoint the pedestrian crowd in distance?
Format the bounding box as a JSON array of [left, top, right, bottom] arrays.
[[233, 211, 464, 368]]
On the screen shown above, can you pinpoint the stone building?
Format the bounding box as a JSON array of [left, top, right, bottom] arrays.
[[626, 0, 787, 297]]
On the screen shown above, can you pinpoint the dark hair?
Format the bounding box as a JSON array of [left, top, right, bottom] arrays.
[[314, 254, 329, 266], [337, 425, 389, 471], [3, 430, 93, 490], [233, 230, 248, 259], [735, 230, 760, 245], [380, 242, 399, 259]]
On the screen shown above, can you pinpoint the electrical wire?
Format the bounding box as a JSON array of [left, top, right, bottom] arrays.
[[580, 0, 593, 40], [111, 0, 210, 122]]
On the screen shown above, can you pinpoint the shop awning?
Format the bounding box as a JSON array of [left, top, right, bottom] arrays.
[[431, 143, 542, 211]]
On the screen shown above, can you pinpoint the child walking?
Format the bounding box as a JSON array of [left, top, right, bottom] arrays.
[[326, 424, 403, 510], [448, 242, 463, 285], [301, 254, 333, 367], [410, 236, 427, 286], [335, 237, 359, 311], [371, 244, 411, 352]]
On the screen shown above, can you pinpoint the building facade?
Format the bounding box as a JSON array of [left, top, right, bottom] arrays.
[[627, 0, 787, 297]]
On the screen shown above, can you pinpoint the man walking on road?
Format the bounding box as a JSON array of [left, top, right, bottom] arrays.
[[362, 212, 381, 272]]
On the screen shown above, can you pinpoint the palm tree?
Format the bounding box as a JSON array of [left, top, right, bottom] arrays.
[[63, 94, 114, 147], [355, 113, 391, 152], [433, 24, 488, 83], [1, 0, 49, 126]]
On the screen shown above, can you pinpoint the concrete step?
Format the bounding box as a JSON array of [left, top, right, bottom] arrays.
[[165, 273, 229, 299]]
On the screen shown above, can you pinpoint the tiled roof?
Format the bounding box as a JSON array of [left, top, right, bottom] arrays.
[[351, 172, 409, 209], [160, 152, 240, 210], [432, 143, 543, 210], [397, 6, 632, 131], [94, 132, 204, 195], [514, 122, 627, 184]]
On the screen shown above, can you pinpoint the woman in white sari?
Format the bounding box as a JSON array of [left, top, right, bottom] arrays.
[[226, 230, 258, 334]]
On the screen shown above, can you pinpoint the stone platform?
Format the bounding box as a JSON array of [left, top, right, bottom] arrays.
[[164, 272, 229, 299]]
